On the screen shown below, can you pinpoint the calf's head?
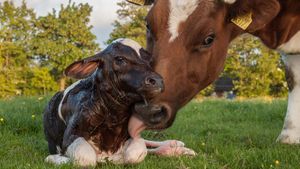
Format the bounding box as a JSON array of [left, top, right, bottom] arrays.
[[65, 38, 164, 104], [126, 0, 280, 130]]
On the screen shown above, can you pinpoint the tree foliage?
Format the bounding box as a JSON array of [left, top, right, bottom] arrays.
[[107, 2, 148, 47], [0, 0, 99, 98], [33, 2, 99, 90], [224, 35, 287, 97], [0, 1, 36, 98]]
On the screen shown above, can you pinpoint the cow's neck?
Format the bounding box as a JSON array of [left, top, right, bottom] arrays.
[[253, 0, 300, 54]]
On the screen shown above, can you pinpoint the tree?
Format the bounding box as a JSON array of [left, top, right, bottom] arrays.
[[106, 2, 148, 47], [0, 0, 36, 98], [32, 1, 99, 90], [23, 67, 58, 95], [225, 35, 287, 97]]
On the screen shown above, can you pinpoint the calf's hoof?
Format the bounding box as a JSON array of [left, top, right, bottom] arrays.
[[161, 140, 185, 148], [45, 154, 70, 165], [66, 137, 97, 167], [277, 130, 300, 144], [148, 143, 197, 157]]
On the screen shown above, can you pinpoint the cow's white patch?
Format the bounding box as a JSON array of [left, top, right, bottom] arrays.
[[58, 80, 82, 124], [223, 0, 236, 4], [113, 38, 142, 57], [278, 31, 300, 54], [65, 137, 97, 166], [45, 154, 70, 165], [168, 0, 199, 41], [278, 55, 300, 144]]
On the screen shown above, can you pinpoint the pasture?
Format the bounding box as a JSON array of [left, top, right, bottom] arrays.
[[0, 97, 299, 169]]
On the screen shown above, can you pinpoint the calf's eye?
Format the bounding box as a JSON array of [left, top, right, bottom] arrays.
[[115, 56, 127, 66]]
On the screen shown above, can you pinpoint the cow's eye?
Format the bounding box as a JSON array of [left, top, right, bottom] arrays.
[[203, 34, 216, 47], [115, 56, 127, 66]]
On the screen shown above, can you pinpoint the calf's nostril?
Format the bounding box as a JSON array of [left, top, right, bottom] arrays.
[[146, 77, 157, 86], [149, 78, 156, 85]]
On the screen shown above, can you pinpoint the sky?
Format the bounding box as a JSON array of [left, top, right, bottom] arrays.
[[2, 0, 122, 47]]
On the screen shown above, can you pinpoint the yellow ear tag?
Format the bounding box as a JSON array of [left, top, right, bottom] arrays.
[[231, 12, 253, 30], [127, 0, 146, 5]]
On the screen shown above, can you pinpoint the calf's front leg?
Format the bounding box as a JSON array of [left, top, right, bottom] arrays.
[[63, 116, 97, 167], [277, 55, 300, 144], [145, 140, 196, 157]]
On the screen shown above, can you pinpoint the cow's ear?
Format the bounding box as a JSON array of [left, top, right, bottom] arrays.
[[227, 0, 280, 32], [126, 0, 154, 6], [64, 53, 104, 79]]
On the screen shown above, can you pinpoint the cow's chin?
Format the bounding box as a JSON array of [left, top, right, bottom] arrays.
[[128, 101, 171, 138]]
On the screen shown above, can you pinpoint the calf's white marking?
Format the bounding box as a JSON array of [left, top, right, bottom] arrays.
[[145, 140, 196, 156], [91, 138, 147, 164], [124, 138, 147, 164], [58, 80, 82, 124], [113, 38, 143, 58], [45, 154, 70, 165], [223, 0, 236, 4], [168, 0, 199, 41], [65, 137, 97, 166], [278, 55, 300, 144]]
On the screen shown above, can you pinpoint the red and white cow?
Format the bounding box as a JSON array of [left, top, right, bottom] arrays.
[[126, 0, 300, 144]]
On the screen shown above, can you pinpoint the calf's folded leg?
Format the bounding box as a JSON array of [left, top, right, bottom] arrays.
[[145, 140, 185, 148], [62, 115, 97, 167], [65, 137, 97, 167], [145, 140, 196, 157], [45, 154, 70, 165]]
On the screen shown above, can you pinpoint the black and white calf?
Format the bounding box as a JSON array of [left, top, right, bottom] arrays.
[[43, 39, 166, 166], [43, 39, 196, 167]]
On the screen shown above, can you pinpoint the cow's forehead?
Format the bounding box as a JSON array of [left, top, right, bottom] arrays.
[[167, 0, 236, 42], [112, 38, 142, 57], [168, 0, 200, 42]]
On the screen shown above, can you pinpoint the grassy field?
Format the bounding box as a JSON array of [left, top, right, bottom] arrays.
[[0, 97, 300, 169]]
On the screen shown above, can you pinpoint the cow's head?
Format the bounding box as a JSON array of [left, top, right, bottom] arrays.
[[126, 0, 280, 130]]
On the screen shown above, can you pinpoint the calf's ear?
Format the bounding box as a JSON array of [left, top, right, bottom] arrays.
[[64, 54, 104, 79], [227, 0, 280, 32], [126, 0, 154, 6], [140, 48, 153, 64]]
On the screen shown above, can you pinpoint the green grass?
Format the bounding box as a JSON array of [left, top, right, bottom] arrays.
[[0, 97, 299, 169]]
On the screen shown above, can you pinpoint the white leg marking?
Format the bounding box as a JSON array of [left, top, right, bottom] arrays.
[[96, 138, 147, 165], [58, 80, 81, 124], [45, 154, 70, 165], [65, 137, 97, 167], [146, 140, 196, 157], [145, 139, 185, 148], [278, 55, 300, 144], [223, 0, 236, 4], [123, 138, 147, 164], [278, 31, 300, 54], [168, 0, 199, 41]]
